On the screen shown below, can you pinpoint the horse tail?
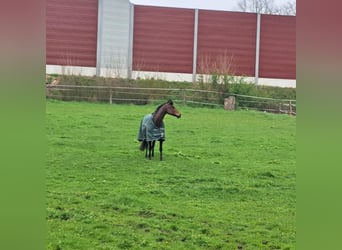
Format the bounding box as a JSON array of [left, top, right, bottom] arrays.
[[139, 140, 147, 151]]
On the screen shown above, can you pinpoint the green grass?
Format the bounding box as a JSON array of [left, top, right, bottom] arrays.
[[46, 99, 296, 250]]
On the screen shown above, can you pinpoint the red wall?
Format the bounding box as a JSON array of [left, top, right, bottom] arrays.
[[197, 10, 257, 76], [259, 15, 296, 79], [132, 7, 295, 79], [46, 0, 98, 67], [133, 6, 195, 73], [45, 3, 296, 80]]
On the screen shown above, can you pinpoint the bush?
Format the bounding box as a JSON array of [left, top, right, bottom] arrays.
[[46, 74, 296, 113]]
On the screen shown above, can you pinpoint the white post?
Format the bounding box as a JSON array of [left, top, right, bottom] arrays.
[[255, 13, 261, 84], [96, 0, 104, 77], [192, 9, 199, 83]]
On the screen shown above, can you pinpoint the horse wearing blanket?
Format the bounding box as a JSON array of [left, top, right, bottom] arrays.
[[138, 100, 181, 160]]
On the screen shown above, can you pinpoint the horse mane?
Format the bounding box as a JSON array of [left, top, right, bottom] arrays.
[[154, 103, 164, 113], [153, 100, 172, 114]]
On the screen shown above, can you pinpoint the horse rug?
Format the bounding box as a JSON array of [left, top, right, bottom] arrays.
[[138, 114, 165, 142]]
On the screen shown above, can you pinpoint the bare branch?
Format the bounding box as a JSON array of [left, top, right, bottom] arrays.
[[278, 1, 296, 15], [236, 0, 296, 15]]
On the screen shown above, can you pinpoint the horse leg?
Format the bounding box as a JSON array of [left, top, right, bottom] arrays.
[[148, 141, 152, 160], [151, 141, 156, 158], [145, 141, 148, 159], [159, 140, 163, 161]]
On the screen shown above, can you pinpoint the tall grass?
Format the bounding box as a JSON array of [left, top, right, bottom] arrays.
[[46, 100, 296, 249], [47, 74, 296, 100]]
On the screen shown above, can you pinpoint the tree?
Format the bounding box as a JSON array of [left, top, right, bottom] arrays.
[[277, 1, 296, 15], [237, 0, 276, 14], [237, 0, 296, 16]]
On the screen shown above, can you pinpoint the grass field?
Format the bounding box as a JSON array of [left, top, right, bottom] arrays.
[[46, 99, 296, 250]]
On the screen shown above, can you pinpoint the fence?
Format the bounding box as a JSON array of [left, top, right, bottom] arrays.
[[46, 85, 296, 115]]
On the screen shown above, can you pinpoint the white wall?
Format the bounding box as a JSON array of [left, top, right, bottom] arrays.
[[96, 0, 132, 78], [46, 65, 296, 88]]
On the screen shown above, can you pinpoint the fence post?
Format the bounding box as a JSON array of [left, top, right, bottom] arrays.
[[224, 96, 236, 110], [289, 100, 292, 115], [192, 9, 199, 83], [109, 88, 112, 104], [182, 89, 186, 106], [255, 13, 261, 84], [96, 0, 104, 77]]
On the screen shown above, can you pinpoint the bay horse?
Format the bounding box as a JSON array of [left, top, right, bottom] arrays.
[[138, 99, 181, 160]]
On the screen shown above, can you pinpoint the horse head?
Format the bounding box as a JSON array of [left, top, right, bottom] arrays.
[[165, 99, 181, 118]]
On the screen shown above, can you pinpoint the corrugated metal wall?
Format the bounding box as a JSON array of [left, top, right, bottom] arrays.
[[133, 6, 195, 73], [46, 1, 296, 82], [197, 10, 257, 76], [98, 0, 131, 75], [259, 15, 296, 79], [46, 0, 98, 67]]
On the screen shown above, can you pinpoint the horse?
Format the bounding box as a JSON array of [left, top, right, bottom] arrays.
[[137, 99, 181, 160]]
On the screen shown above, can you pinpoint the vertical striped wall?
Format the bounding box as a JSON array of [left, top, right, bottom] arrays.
[[259, 15, 296, 79], [197, 10, 257, 76], [46, 0, 98, 67], [45, 0, 296, 81], [133, 6, 195, 73]]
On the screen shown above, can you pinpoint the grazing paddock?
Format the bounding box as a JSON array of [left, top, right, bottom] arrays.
[[46, 100, 296, 249]]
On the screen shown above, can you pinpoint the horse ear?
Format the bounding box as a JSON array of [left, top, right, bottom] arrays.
[[168, 99, 173, 105]]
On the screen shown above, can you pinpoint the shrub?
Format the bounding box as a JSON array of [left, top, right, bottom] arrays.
[[46, 74, 295, 113]]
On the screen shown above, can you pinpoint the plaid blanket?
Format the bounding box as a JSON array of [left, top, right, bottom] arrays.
[[137, 114, 165, 142]]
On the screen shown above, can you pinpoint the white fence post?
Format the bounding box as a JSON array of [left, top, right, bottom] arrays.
[[192, 9, 199, 83], [109, 88, 112, 104], [255, 13, 261, 84], [96, 0, 104, 77]]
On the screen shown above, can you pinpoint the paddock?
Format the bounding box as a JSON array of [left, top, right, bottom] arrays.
[[46, 100, 296, 249]]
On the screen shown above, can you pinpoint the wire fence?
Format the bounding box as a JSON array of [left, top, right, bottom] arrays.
[[46, 85, 296, 115]]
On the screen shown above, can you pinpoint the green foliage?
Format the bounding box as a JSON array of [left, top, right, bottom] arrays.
[[46, 100, 296, 249], [195, 72, 296, 112], [48, 74, 295, 101]]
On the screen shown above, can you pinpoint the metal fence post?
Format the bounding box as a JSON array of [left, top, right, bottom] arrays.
[[182, 89, 186, 105], [192, 9, 199, 83], [96, 0, 104, 77], [255, 13, 261, 84]]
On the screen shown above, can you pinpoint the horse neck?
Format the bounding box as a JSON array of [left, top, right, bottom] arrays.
[[152, 105, 167, 128]]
